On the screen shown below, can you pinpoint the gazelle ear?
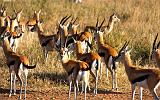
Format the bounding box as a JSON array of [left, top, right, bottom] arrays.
[[73, 24, 79, 28], [38, 9, 41, 14], [125, 46, 131, 53], [66, 22, 70, 27], [60, 24, 63, 29]]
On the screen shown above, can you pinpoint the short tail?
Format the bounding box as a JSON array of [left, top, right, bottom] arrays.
[[23, 63, 36, 69]]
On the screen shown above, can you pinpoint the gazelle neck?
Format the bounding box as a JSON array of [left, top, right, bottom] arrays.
[[97, 32, 104, 46], [61, 53, 70, 64], [2, 38, 14, 57], [106, 18, 115, 34], [121, 53, 136, 77], [76, 42, 84, 58], [0, 17, 6, 27]]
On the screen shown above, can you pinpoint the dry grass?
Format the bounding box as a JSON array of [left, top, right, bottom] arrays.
[[0, 0, 159, 99]]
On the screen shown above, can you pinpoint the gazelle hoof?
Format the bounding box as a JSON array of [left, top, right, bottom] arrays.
[[9, 94, 12, 97], [13, 93, 16, 95]]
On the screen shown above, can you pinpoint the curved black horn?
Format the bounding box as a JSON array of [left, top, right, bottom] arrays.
[[96, 17, 99, 28], [60, 15, 68, 24], [99, 18, 105, 30], [157, 41, 160, 49], [152, 33, 158, 50], [61, 15, 71, 25], [73, 17, 78, 24], [119, 41, 129, 54]]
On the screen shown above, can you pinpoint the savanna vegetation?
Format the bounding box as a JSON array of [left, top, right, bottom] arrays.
[[0, 0, 159, 99]]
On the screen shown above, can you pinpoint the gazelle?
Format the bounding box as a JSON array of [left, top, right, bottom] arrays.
[[94, 18, 119, 90], [59, 47, 90, 100], [0, 34, 36, 100], [74, 40, 102, 95], [27, 10, 41, 27], [151, 33, 160, 68], [85, 13, 120, 35], [114, 42, 160, 100], [31, 20, 59, 61], [0, 5, 6, 17], [8, 14, 23, 52], [61, 17, 93, 53]]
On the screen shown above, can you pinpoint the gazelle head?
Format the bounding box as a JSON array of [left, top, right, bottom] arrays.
[[75, 40, 88, 53], [67, 17, 79, 35], [109, 13, 120, 23], [33, 10, 41, 21], [151, 33, 160, 61], [59, 34, 73, 59], [10, 17, 19, 32], [94, 18, 105, 43], [31, 20, 43, 32], [14, 9, 23, 22], [0, 5, 7, 17], [114, 41, 130, 63]]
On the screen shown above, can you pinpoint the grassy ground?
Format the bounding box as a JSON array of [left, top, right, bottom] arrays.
[[0, 0, 160, 99]]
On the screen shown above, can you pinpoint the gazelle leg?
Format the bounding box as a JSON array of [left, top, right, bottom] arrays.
[[106, 68, 109, 80], [131, 84, 136, 100], [99, 63, 102, 79], [151, 81, 160, 100], [81, 81, 84, 93], [139, 86, 143, 100], [74, 83, 77, 100], [9, 72, 13, 97], [24, 70, 28, 100], [16, 73, 23, 100], [115, 71, 118, 90], [13, 74, 16, 95], [84, 81, 87, 100], [68, 81, 72, 100], [94, 70, 98, 95]]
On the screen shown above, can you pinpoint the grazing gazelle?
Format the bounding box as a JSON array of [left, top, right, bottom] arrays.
[[114, 42, 160, 100], [59, 45, 90, 100], [74, 40, 102, 95], [94, 18, 119, 90], [151, 33, 160, 68], [0, 34, 36, 100]]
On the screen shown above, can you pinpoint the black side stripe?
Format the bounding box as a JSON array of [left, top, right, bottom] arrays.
[[41, 39, 52, 47], [7, 61, 15, 67], [68, 68, 74, 76], [66, 38, 74, 48], [131, 74, 149, 84], [98, 52, 105, 57]]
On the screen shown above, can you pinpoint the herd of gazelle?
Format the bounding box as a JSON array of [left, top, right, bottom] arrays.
[[0, 5, 159, 100]]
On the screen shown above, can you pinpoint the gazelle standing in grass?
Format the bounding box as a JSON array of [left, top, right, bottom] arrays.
[[94, 18, 119, 90], [59, 45, 90, 100], [151, 33, 160, 69], [62, 16, 93, 53], [85, 13, 120, 35], [31, 20, 60, 61], [74, 40, 102, 95], [114, 42, 160, 100], [0, 33, 36, 100]]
